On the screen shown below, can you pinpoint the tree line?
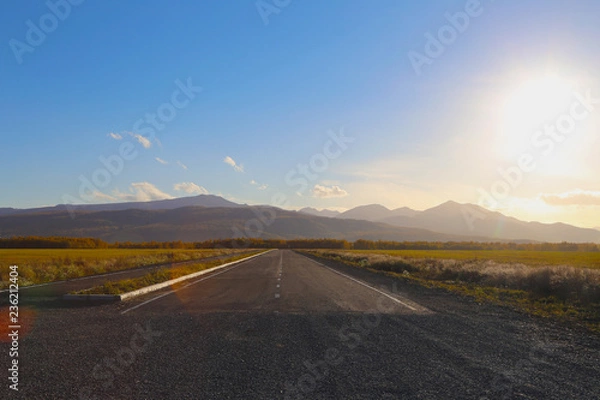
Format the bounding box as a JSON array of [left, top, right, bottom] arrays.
[[0, 236, 598, 252]]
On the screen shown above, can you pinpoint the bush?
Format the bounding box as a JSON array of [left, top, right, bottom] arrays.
[[311, 250, 600, 306]]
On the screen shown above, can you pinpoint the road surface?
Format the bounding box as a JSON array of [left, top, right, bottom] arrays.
[[2, 250, 599, 399], [0, 251, 255, 301]]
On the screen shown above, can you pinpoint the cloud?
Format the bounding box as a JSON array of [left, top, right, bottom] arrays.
[[155, 157, 168, 165], [177, 161, 188, 170], [88, 190, 117, 202], [224, 156, 244, 173], [128, 132, 152, 149], [108, 132, 122, 140], [540, 190, 600, 206], [113, 182, 173, 202], [174, 182, 208, 195], [312, 184, 348, 199], [250, 180, 267, 190]]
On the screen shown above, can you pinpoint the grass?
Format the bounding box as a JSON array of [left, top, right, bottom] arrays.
[[78, 251, 264, 295], [307, 250, 600, 333], [0, 248, 250, 288], [344, 249, 600, 269]]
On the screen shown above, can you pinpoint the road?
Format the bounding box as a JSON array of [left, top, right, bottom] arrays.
[[0, 251, 255, 301], [2, 250, 600, 399]]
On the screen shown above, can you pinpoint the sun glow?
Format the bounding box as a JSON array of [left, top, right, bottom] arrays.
[[496, 74, 574, 157]]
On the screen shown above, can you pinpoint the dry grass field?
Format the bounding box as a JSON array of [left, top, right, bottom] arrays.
[[0, 248, 247, 288], [342, 249, 600, 269], [82, 250, 264, 295], [307, 249, 600, 332]]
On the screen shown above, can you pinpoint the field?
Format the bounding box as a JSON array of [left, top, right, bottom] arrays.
[[82, 251, 264, 295], [344, 249, 600, 269], [0, 248, 248, 288], [307, 249, 600, 332]]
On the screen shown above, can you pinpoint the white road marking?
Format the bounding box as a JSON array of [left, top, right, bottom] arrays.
[[120, 257, 255, 315], [302, 255, 418, 311], [0, 265, 159, 293], [0, 253, 256, 293], [274, 251, 283, 299]]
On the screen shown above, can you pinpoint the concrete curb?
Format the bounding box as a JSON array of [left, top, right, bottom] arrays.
[[63, 250, 273, 302]]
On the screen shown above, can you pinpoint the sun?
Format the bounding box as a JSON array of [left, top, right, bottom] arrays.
[[495, 74, 574, 157]]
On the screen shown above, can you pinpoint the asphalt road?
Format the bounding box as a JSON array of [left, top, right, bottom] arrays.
[[2, 250, 600, 399], [0, 252, 254, 302]]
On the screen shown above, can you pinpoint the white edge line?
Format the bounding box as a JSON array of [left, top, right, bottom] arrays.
[[300, 254, 418, 311], [0, 266, 148, 293], [120, 249, 275, 314], [0, 251, 260, 293]]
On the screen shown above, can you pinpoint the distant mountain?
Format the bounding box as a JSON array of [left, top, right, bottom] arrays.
[[0, 206, 483, 243], [389, 206, 421, 218], [298, 207, 341, 218], [0, 208, 18, 216], [380, 201, 600, 243], [333, 201, 599, 242], [0, 195, 241, 217], [337, 204, 419, 222], [1, 196, 597, 243], [337, 204, 392, 221]]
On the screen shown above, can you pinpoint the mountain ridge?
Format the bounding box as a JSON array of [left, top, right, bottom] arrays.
[[0, 206, 491, 243], [0, 194, 242, 216], [1, 196, 598, 243], [298, 207, 341, 218]]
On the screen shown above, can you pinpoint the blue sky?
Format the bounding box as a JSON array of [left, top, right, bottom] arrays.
[[1, 0, 599, 228]]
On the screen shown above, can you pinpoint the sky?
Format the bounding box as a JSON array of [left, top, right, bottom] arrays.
[[1, 0, 599, 229]]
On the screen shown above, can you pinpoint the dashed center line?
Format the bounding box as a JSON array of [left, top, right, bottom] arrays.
[[275, 251, 283, 300]]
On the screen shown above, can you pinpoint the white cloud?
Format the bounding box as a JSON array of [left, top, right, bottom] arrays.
[[174, 182, 209, 195], [540, 190, 600, 206], [113, 182, 173, 202], [108, 132, 123, 140], [128, 132, 152, 149], [89, 190, 117, 202], [250, 180, 267, 190], [155, 157, 168, 165], [312, 184, 348, 199], [224, 156, 244, 173], [177, 161, 188, 170]]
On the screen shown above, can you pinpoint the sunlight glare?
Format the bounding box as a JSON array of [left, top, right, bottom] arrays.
[[496, 74, 574, 157]]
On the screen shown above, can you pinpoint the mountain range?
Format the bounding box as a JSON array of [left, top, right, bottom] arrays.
[[299, 202, 600, 243], [0, 195, 241, 216], [1, 195, 599, 243]]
